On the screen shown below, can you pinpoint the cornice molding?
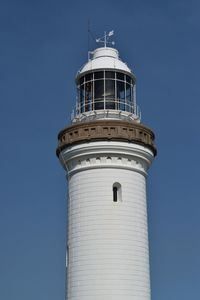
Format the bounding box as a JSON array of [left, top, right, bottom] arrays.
[[59, 141, 154, 177]]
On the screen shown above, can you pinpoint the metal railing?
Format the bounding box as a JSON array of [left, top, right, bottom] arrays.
[[76, 98, 135, 114], [71, 99, 141, 123]]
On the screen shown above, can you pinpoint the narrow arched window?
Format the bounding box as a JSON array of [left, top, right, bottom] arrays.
[[113, 182, 122, 202], [113, 186, 118, 202]]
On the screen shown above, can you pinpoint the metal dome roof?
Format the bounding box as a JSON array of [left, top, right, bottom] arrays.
[[77, 47, 134, 78]]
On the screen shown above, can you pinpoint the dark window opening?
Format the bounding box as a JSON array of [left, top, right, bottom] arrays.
[[66, 245, 69, 267], [113, 182, 122, 202], [113, 187, 118, 202]]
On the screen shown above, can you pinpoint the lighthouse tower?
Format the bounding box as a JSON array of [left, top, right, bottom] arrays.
[[56, 33, 156, 300]]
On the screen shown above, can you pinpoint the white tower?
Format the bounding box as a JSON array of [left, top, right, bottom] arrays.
[[57, 34, 156, 300]]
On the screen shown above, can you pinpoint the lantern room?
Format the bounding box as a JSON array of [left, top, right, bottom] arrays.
[[75, 46, 140, 122]]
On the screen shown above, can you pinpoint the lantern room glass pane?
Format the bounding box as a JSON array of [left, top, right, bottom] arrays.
[[117, 72, 124, 81], [94, 80, 104, 109], [80, 85, 84, 112], [105, 80, 115, 99], [94, 71, 104, 79], [80, 76, 84, 85], [105, 71, 115, 79], [126, 75, 132, 84], [117, 81, 125, 111], [85, 81, 93, 112], [105, 80, 115, 109], [126, 82, 131, 112], [131, 85, 134, 113], [85, 73, 92, 82], [94, 99, 104, 110], [126, 83, 131, 101]]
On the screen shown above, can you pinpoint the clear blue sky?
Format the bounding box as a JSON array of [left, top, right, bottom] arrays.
[[1, 0, 200, 299]]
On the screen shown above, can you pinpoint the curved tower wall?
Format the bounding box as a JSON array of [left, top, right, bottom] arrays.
[[60, 141, 154, 300]]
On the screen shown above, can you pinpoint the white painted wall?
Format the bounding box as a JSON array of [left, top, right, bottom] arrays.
[[60, 141, 154, 300]]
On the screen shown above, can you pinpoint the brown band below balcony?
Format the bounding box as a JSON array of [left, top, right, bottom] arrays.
[[56, 120, 157, 157]]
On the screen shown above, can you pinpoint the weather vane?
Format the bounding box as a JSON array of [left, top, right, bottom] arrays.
[[96, 30, 115, 47]]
